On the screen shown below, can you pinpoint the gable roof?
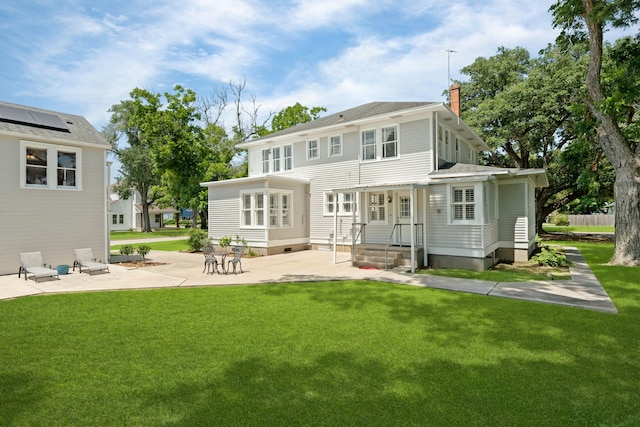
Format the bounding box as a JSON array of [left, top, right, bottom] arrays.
[[238, 101, 488, 151], [0, 100, 109, 148]]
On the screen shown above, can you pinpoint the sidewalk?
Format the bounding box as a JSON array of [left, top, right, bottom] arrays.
[[0, 247, 617, 313]]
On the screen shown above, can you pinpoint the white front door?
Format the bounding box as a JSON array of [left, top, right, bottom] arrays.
[[394, 191, 412, 245]]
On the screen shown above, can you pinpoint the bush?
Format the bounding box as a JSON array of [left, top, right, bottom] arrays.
[[187, 229, 209, 252], [119, 245, 135, 260], [551, 213, 570, 226], [532, 247, 572, 267], [136, 245, 151, 262]]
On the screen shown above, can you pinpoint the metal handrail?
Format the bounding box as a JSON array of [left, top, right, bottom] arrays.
[[351, 223, 366, 260], [384, 223, 424, 269]]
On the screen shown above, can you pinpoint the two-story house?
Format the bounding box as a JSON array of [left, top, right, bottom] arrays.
[[202, 96, 547, 271], [109, 186, 177, 231], [0, 101, 110, 275]]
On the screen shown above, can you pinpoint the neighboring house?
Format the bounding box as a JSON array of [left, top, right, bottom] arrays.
[[108, 187, 177, 231], [203, 95, 548, 271], [0, 101, 110, 275]]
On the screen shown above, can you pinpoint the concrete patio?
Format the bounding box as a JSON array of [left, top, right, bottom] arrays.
[[0, 247, 617, 313]]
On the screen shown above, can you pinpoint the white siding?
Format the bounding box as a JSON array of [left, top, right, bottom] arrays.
[[426, 184, 483, 253], [1, 135, 107, 275], [498, 182, 525, 244]]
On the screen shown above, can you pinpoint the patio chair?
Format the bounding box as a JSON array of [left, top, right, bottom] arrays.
[[226, 245, 244, 274], [73, 248, 110, 275], [19, 252, 60, 283], [202, 245, 220, 274]]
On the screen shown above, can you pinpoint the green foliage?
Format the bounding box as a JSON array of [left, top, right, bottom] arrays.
[[551, 213, 570, 226], [136, 245, 151, 261], [532, 247, 572, 267], [218, 235, 232, 248], [119, 245, 135, 260], [187, 229, 209, 252], [265, 102, 327, 135]]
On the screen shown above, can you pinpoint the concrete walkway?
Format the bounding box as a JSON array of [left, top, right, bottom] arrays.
[[0, 247, 617, 313]]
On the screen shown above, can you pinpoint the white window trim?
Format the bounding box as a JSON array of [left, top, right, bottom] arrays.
[[367, 192, 388, 224], [262, 149, 270, 174], [329, 135, 343, 157], [241, 190, 293, 229], [20, 140, 82, 190], [447, 183, 481, 225], [361, 125, 400, 162], [323, 192, 357, 216], [283, 144, 293, 171], [307, 139, 319, 160], [272, 146, 281, 172]]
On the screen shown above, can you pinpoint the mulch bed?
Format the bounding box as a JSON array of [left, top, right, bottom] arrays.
[[113, 260, 168, 268], [539, 232, 614, 243]]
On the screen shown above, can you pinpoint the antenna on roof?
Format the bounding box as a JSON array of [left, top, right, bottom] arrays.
[[445, 49, 457, 95]]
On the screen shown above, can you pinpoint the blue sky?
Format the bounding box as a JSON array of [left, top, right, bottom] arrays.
[[1, 0, 635, 135]]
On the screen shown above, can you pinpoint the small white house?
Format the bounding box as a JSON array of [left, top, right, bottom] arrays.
[[202, 98, 548, 271], [108, 187, 177, 231], [0, 101, 110, 275]]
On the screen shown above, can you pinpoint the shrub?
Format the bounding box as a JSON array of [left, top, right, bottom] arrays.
[[218, 235, 232, 249], [119, 245, 135, 261], [187, 229, 209, 252], [551, 213, 570, 226], [136, 245, 151, 262], [532, 247, 572, 267]]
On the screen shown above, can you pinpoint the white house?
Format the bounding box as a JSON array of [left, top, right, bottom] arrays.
[[0, 101, 110, 275], [108, 187, 177, 231], [202, 96, 548, 271]]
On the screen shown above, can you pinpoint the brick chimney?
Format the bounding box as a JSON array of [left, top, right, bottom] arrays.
[[450, 83, 460, 117]]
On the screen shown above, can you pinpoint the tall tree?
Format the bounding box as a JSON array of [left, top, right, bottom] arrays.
[[269, 102, 327, 134], [552, 0, 640, 265], [458, 44, 610, 232], [103, 97, 162, 232]]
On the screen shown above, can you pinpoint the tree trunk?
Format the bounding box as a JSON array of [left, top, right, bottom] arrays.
[[141, 202, 152, 232], [199, 208, 208, 229], [583, 0, 640, 265], [192, 206, 198, 229]]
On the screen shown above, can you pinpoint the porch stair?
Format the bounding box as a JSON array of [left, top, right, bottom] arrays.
[[352, 245, 411, 269]]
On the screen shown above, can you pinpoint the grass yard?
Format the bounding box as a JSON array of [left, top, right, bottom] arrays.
[[111, 240, 190, 253], [542, 223, 615, 233], [110, 228, 190, 241], [1, 242, 639, 425]]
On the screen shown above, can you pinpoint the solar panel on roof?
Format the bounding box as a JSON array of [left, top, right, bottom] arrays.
[[0, 105, 70, 132]]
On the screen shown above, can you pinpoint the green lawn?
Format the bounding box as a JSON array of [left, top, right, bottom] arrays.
[[110, 228, 190, 241], [542, 223, 615, 233], [1, 241, 639, 425], [111, 240, 190, 253]]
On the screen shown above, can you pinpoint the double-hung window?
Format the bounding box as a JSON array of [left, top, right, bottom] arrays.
[[324, 192, 357, 216], [308, 139, 319, 160], [272, 147, 281, 172], [329, 135, 342, 157], [362, 130, 376, 160], [262, 149, 270, 174], [362, 127, 398, 161], [382, 126, 397, 158], [241, 191, 291, 228], [21, 141, 81, 190], [57, 151, 77, 187], [283, 144, 292, 171], [451, 186, 475, 222]]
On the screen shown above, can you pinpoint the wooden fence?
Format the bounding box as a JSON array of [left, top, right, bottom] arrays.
[[568, 215, 615, 227]]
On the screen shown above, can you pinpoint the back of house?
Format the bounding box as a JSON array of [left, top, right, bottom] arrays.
[[0, 101, 110, 275], [203, 99, 547, 270]]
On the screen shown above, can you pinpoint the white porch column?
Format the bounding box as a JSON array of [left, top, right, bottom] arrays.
[[333, 192, 338, 264], [410, 187, 415, 273]]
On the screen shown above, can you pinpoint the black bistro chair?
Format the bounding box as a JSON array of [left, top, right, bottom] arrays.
[[227, 246, 244, 274]]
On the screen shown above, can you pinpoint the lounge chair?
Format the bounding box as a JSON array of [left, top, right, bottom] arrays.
[[226, 246, 244, 274], [19, 252, 60, 283], [73, 248, 110, 275]]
